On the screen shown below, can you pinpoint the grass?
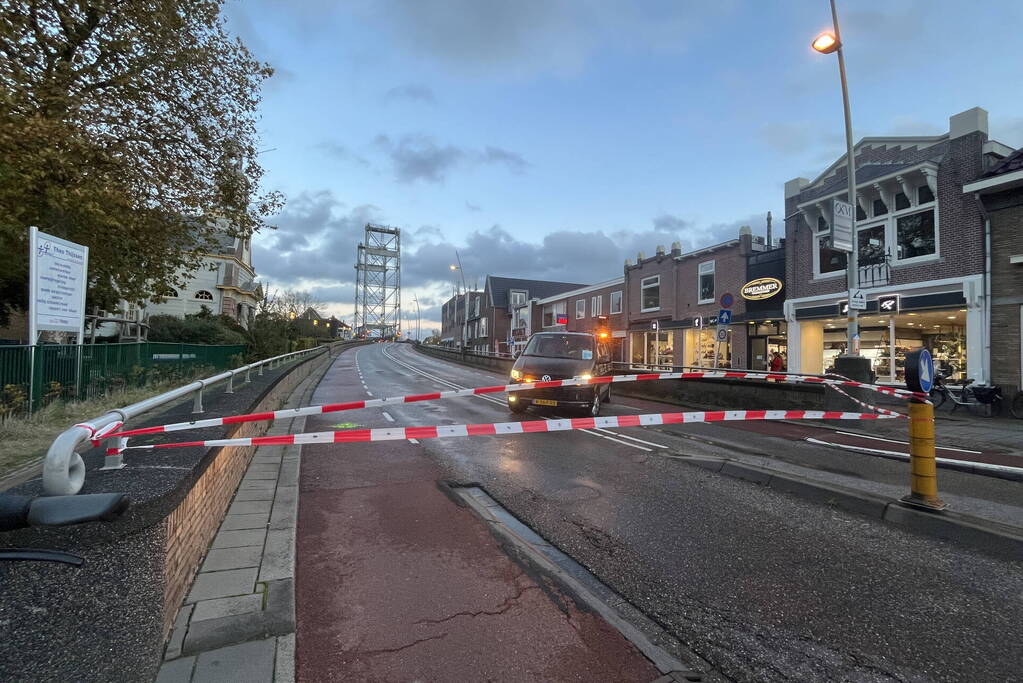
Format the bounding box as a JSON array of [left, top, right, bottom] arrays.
[[0, 373, 209, 486]]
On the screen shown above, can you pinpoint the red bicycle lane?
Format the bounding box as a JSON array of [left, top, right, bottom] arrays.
[[293, 352, 662, 682]]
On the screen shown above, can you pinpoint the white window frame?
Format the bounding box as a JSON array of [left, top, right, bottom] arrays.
[[610, 290, 622, 314], [698, 261, 715, 305], [812, 221, 848, 281], [543, 301, 566, 328], [480, 316, 487, 336], [510, 289, 527, 306], [591, 295, 602, 317], [576, 299, 585, 319], [473, 297, 481, 317], [640, 276, 660, 313]]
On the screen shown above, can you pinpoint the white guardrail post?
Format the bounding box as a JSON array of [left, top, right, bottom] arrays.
[[42, 345, 332, 495]]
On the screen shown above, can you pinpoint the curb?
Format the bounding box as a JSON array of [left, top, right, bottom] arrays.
[[681, 455, 1023, 563]]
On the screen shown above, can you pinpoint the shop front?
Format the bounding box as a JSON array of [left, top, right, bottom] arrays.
[[629, 328, 675, 368], [785, 277, 985, 384], [742, 247, 788, 372]]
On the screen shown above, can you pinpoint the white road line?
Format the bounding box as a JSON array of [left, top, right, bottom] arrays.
[[592, 427, 667, 449], [366, 391, 373, 397], [805, 437, 1023, 475], [382, 411, 394, 422], [384, 344, 653, 452], [408, 438, 420, 444], [833, 430, 982, 454]]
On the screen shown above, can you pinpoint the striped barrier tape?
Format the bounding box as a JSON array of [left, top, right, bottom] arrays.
[[825, 384, 907, 418], [103, 371, 924, 441], [120, 409, 900, 451]]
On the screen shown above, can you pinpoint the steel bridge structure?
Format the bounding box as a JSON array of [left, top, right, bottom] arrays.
[[353, 224, 401, 338]]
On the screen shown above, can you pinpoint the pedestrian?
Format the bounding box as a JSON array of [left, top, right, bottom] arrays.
[[770, 351, 785, 372]]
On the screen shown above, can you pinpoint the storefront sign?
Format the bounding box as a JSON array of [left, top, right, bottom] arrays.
[[832, 199, 854, 252], [878, 295, 899, 314], [740, 277, 783, 301]]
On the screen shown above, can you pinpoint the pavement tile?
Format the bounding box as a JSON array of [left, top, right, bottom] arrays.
[[240, 479, 277, 491], [258, 527, 295, 583], [191, 593, 264, 622], [201, 546, 262, 572], [156, 656, 196, 683], [192, 639, 276, 683], [268, 487, 297, 530], [233, 489, 275, 502], [164, 604, 194, 661], [277, 459, 299, 487], [221, 513, 270, 531], [229, 500, 273, 515], [187, 568, 258, 603], [211, 528, 266, 549], [243, 471, 280, 481]]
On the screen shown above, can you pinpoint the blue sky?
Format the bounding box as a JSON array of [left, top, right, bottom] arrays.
[[226, 0, 1023, 333]]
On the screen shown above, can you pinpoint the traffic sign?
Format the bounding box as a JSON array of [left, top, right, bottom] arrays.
[[905, 348, 934, 394], [650, 320, 659, 332], [849, 289, 867, 310], [832, 199, 854, 252], [716, 326, 728, 342], [717, 309, 733, 325], [719, 292, 734, 309]]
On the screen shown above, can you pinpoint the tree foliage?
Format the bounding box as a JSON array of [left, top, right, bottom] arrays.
[[0, 0, 282, 325]]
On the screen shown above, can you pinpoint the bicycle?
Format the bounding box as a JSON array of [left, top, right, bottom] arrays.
[[0, 492, 129, 565], [928, 372, 1002, 417], [1011, 390, 1023, 420]]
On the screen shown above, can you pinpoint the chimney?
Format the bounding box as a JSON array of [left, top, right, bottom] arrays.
[[655, 244, 665, 256], [624, 258, 632, 267], [739, 224, 753, 255], [637, 251, 645, 261], [766, 210, 773, 247], [670, 241, 682, 257]]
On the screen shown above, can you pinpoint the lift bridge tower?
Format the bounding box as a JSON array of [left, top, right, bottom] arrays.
[[353, 224, 401, 339]]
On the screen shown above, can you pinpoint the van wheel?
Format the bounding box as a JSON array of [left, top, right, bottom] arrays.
[[588, 390, 601, 418]]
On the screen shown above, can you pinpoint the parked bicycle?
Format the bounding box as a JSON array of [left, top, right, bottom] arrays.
[[928, 371, 1003, 417], [0, 493, 129, 566]]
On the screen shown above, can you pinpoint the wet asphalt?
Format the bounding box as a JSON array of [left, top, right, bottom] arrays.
[[342, 342, 1023, 682]]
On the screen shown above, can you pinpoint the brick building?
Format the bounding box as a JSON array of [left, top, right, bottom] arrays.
[[965, 145, 1023, 396], [782, 107, 1013, 384], [623, 231, 772, 369], [476, 276, 585, 354], [510, 277, 626, 359], [440, 290, 481, 348]]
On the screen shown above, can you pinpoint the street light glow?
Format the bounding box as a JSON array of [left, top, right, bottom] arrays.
[[449, 264, 458, 271], [812, 32, 840, 54]]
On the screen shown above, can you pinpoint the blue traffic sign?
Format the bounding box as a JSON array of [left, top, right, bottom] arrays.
[[904, 348, 934, 394], [717, 309, 733, 325], [720, 292, 734, 309]]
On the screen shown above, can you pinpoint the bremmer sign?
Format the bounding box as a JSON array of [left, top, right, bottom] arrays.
[[740, 277, 782, 301]]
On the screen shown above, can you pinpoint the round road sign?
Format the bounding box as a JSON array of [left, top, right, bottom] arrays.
[[720, 292, 734, 309], [904, 348, 934, 394]]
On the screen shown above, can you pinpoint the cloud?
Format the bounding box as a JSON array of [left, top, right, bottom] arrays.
[[382, 83, 436, 103], [317, 141, 371, 167], [374, 133, 528, 183], [465, 201, 482, 212]]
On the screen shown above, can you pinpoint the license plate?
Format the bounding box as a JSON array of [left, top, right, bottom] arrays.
[[533, 399, 558, 406]]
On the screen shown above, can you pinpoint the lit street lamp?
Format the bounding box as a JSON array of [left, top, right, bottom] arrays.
[[812, 0, 870, 382], [450, 250, 470, 350]]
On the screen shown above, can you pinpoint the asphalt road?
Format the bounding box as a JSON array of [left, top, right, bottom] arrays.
[[332, 342, 1022, 682]]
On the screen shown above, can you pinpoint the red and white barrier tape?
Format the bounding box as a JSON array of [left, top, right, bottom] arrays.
[[103, 371, 923, 441], [825, 384, 907, 418], [122, 408, 899, 451]]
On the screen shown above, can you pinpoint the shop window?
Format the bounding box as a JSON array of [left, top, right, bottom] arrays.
[[591, 295, 602, 316], [194, 290, 214, 301], [543, 302, 566, 327], [576, 299, 585, 319], [896, 209, 936, 260], [895, 192, 910, 211], [641, 276, 660, 311], [873, 198, 888, 216], [610, 290, 622, 314], [698, 261, 715, 304], [918, 185, 935, 204], [858, 225, 886, 265], [817, 235, 847, 275]]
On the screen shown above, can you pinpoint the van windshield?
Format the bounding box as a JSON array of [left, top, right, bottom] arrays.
[[523, 334, 594, 360]]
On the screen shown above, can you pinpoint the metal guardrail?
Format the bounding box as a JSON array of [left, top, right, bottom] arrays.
[[41, 344, 333, 496], [423, 344, 515, 360]]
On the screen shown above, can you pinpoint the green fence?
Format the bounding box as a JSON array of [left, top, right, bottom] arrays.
[[0, 342, 247, 415]]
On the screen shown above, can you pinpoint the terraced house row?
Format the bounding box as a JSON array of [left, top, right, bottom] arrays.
[[438, 107, 1023, 395]]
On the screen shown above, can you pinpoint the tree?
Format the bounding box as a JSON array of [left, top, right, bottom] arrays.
[[0, 0, 283, 325]]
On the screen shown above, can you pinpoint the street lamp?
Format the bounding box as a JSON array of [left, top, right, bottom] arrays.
[[450, 250, 470, 350], [812, 0, 870, 382], [412, 294, 421, 342]]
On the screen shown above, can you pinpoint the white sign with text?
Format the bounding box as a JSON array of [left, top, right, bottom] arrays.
[[29, 227, 89, 335], [832, 199, 854, 253]]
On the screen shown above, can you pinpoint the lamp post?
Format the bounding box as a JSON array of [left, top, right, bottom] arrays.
[[450, 251, 470, 350], [412, 294, 421, 342], [813, 0, 870, 382]]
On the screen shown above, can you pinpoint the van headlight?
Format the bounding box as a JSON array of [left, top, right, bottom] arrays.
[[510, 369, 522, 380], [578, 373, 592, 381]]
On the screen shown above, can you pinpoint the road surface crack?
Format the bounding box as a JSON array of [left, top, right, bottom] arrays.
[[355, 633, 448, 657], [413, 584, 539, 626]]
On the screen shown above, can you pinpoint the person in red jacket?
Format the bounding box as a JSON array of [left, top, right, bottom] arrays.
[[770, 351, 785, 372]]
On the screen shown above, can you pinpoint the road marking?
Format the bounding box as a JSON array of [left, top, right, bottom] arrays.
[[408, 438, 420, 444], [382, 411, 394, 422], [366, 391, 373, 396], [833, 430, 982, 454], [805, 437, 1023, 475], [384, 344, 655, 452]]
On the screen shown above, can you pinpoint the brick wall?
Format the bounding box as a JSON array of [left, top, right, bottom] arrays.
[[160, 350, 330, 638], [784, 134, 987, 302], [987, 190, 1023, 394]]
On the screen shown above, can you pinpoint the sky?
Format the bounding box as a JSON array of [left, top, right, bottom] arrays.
[[225, 0, 1023, 337]]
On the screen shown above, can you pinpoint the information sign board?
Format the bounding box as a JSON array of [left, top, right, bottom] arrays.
[[29, 227, 88, 336]]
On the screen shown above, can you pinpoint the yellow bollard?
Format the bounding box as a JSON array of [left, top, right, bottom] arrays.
[[900, 400, 946, 510]]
